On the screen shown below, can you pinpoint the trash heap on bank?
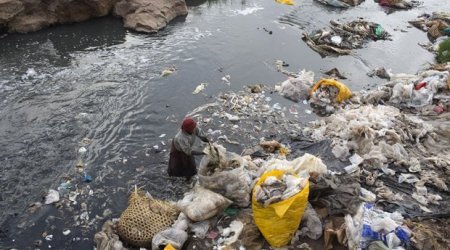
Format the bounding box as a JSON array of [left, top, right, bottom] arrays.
[[92, 62, 450, 250]]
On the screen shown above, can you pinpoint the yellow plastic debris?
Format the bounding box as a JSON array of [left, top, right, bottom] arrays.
[[275, 0, 295, 5], [164, 243, 176, 250], [310, 78, 352, 102], [252, 169, 309, 247]]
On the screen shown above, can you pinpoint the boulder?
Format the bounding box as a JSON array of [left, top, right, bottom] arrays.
[[0, 0, 24, 24], [114, 0, 188, 33], [2, 0, 119, 33]]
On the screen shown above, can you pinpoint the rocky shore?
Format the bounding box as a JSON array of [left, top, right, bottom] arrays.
[[0, 0, 188, 33]]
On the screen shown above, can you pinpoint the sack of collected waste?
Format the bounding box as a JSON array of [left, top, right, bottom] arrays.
[[310, 78, 352, 103], [117, 188, 179, 248], [252, 169, 310, 247], [177, 185, 232, 222], [198, 143, 251, 207]]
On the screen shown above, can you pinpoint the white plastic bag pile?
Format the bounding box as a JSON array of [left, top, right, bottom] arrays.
[[259, 153, 328, 176], [346, 203, 411, 250]]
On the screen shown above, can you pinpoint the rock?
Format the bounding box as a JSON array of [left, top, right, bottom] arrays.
[[1, 0, 119, 33], [0, 0, 24, 24], [7, 12, 56, 33], [113, 0, 188, 33], [0, 0, 188, 34]]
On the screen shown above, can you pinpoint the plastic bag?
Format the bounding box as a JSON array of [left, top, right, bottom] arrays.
[[94, 220, 127, 250], [260, 154, 327, 177], [291, 153, 328, 175], [298, 203, 323, 240], [177, 186, 232, 222], [198, 147, 251, 207], [151, 228, 188, 250], [45, 189, 60, 204], [275, 70, 314, 102], [252, 169, 310, 247], [189, 220, 210, 239], [275, 0, 295, 5], [310, 79, 352, 102]]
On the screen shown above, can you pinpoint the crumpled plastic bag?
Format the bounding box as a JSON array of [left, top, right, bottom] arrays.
[[177, 186, 232, 221], [298, 203, 323, 240], [275, 70, 315, 102], [252, 169, 310, 247], [260, 153, 328, 176], [310, 79, 352, 102], [152, 228, 188, 250], [45, 189, 60, 204], [94, 220, 127, 250]]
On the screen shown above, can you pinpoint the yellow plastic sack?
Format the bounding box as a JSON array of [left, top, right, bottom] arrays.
[[252, 170, 310, 247], [310, 79, 352, 102], [164, 243, 176, 250], [275, 0, 295, 5]]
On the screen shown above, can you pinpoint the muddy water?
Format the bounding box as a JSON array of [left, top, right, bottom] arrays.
[[0, 0, 443, 248]]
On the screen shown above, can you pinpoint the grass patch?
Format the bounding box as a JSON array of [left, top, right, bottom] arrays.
[[437, 38, 450, 63]]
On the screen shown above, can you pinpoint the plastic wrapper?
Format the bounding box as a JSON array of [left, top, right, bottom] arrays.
[[252, 169, 310, 247]]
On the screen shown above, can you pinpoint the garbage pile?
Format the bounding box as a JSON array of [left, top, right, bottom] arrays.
[[409, 12, 450, 40], [88, 66, 450, 250], [274, 69, 353, 115], [304, 71, 450, 218], [314, 0, 365, 8], [374, 0, 420, 10], [309, 78, 353, 115], [302, 20, 390, 57], [358, 69, 449, 115], [185, 85, 305, 146]]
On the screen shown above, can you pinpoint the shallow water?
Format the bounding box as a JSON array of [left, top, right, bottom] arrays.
[[0, 0, 444, 248]]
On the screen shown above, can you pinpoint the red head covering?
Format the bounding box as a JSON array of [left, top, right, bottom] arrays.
[[181, 117, 197, 133]]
